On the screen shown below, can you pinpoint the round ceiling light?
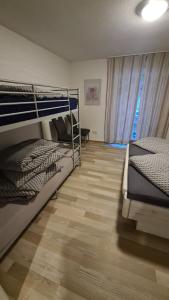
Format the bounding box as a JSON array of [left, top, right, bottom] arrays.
[[141, 0, 168, 21]]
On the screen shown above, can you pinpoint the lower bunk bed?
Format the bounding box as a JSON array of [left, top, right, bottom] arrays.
[[122, 141, 169, 239], [0, 141, 78, 259]]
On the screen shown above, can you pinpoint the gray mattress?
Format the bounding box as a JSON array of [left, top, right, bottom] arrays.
[[128, 143, 169, 208], [129, 142, 153, 156], [0, 150, 77, 258]]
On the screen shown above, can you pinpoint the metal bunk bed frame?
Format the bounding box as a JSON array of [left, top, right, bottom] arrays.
[[0, 78, 81, 168]]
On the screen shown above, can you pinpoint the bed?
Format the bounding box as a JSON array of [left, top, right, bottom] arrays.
[[122, 141, 169, 239], [0, 147, 78, 258]]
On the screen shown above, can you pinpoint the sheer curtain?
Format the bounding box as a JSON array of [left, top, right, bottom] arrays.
[[105, 52, 169, 144], [156, 81, 169, 138], [105, 55, 143, 144], [136, 52, 169, 139]]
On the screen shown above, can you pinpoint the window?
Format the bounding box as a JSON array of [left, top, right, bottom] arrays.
[[131, 70, 144, 140], [110, 69, 144, 147]]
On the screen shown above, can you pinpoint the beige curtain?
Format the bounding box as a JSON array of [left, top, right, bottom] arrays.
[[104, 55, 143, 143], [136, 52, 169, 139], [156, 81, 169, 138]]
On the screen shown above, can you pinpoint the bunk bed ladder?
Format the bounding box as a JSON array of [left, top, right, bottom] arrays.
[[68, 88, 81, 168]]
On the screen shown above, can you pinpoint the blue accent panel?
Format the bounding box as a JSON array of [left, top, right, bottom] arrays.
[[131, 70, 144, 140], [108, 143, 127, 149]]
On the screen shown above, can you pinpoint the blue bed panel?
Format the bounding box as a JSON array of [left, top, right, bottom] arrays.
[[0, 104, 35, 115], [0, 94, 34, 103], [0, 95, 78, 127], [0, 112, 37, 126]]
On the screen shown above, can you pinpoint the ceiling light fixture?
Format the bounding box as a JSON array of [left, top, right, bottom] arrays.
[[141, 0, 168, 21]]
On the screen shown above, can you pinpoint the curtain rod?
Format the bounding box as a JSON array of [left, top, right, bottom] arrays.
[[107, 50, 169, 59]]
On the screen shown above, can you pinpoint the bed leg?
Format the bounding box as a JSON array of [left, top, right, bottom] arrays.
[[122, 193, 131, 218]]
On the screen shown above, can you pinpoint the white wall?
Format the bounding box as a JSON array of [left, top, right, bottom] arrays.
[[0, 25, 107, 142], [0, 25, 70, 87], [0, 123, 42, 150], [71, 59, 107, 141]]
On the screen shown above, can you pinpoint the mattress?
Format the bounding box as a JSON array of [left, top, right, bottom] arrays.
[[129, 142, 153, 156], [0, 150, 78, 258], [0, 93, 77, 127], [128, 143, 169, 208]]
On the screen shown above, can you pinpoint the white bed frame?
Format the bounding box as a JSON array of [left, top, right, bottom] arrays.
[[122, 144, 169, 239]]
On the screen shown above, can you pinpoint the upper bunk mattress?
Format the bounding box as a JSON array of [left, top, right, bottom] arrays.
[[0, 84, 78, 127]]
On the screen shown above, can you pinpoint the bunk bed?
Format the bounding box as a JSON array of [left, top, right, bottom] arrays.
[[0, 79, 81, 258]]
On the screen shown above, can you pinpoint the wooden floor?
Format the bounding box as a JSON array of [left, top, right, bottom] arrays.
[[1, 142, 169, 300]]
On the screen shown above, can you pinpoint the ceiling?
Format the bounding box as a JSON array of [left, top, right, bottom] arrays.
[[0, 0, 169, 61]]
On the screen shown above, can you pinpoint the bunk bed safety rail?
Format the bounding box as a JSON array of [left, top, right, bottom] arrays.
[[0, 80, 78, 130]]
